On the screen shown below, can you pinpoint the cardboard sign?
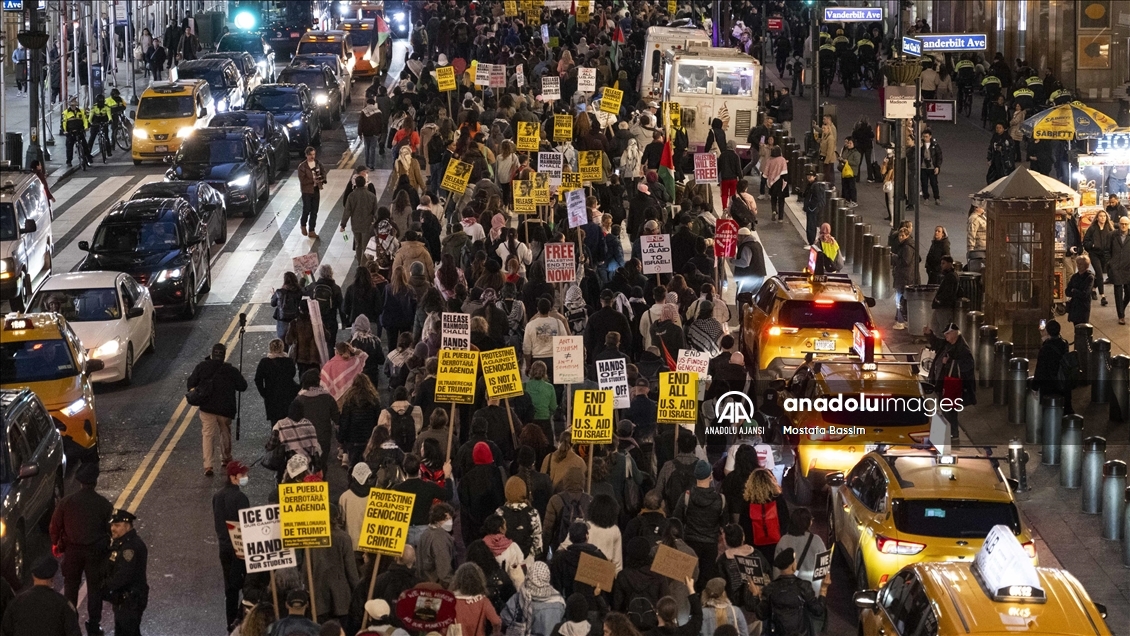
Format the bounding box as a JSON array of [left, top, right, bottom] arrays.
[[517, 121, 541, 151], [513, 178, 538, 214], [474, 62, 492, 86], [440, 312, 471, 350], [596, 357, 630, 409], [239, 504, 297, 573], [292, 252, 320, 279], [358, 489, 416, 555], [441, 158, 474, 193], [676, 349, 710, 375], [532, 172, 551, 203], [714, 218, 738, 258], [436, 66, 457, 92], [554, 114, 573, 141], [397, 587, 458, 632], [542, 76, 561, 101], [734, 554, 769, 586], [436, 349, 479, 404], [559, 171, 582, 192], [278, 482, 332, 548], [693, 153, 718, 184], [490, 64, 507, 88], [600, 87, 623, 115], [668, 102, 681, 127], [578, 150, 603, 182], [515, 64, 525, 87], [578, 67, 596, 93], [651, 543, 699, 582], [566, 188, 588, 228], [640, 234, 673, 274], [812, 549, 833, 581], [481, 347, 524, 399], [545, 242, 576, 283], [571, 389, 614, 443], [657, 371, 698, 423], [575, 552, 616, 591], [553, 336, 584, 384], [539, 151, 563, 183]]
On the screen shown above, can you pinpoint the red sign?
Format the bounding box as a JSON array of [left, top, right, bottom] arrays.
[[396, 586, 457, 632], [544, 242, 577, 283], [714, 218, 739, 258], [768, 17, 784, 32]]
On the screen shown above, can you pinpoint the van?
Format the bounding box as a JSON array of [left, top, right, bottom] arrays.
[[640, 26, 712, 98], [0, 171, 53, 312], [131, 79, 215, 165], [296, 30, 355, 79]]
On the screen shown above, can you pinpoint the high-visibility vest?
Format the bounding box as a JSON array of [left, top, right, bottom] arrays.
[[63, 108, 88, 132]]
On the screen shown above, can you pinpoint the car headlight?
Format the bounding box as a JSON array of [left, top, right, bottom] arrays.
[[93, 339, 121, 359], [217, 98, 228, 112], [0, 258, 12, 280], [1, 520, 5, 538], [134, 128, 149, 140], [61, 397, 89, 417], [176, 126, 195, 138], [229, 174, 252, 188], [155, 267, 183, 283], [287, 120, 302, 128], [314, 94, 329, 106], [394, 11, 405, 21]]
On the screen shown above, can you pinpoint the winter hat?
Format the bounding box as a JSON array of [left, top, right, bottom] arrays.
[[286, 454, 310, 479], [624, 536, 652, 569], [646, 171, 658, 183], [505, 476, 528, 503], [566, 593, 589, 622], [616, 420, 634, 438], [643, 219, 659, 231], [472, 441, 494, 465], [352, 462, 373, 485], [737, 227, 753, 237], [694, 459, 712, 480], [365, 598, 392, 620], [31, 556, 58, 580], [438, 54, 449, 66]]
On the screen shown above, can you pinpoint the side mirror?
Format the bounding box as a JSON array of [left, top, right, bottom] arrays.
[[1094, 603, 1107, 619], [126, 306, 145, 319], [17, 462, 40, 480], [853, 590, 878, 610], [85, 359, 105, 374], [826, 471, 845, 487], [199, 108, 209, 118], [864, 296, 877, 307], [21, 219, 37, 234], [78, 240, 90, 251]]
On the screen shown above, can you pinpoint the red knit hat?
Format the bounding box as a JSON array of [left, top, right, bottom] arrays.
[[472, 441, 493, 465]]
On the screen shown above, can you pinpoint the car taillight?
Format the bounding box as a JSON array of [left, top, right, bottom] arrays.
[[1022, 541, 1037, 559], [879, 574, 889, 585], [814, 299, 835, 305], [809, 431, 846, 441], [767, 326, 799, 337], [872, 329, 881, 341], [876, 535, 926, 555]]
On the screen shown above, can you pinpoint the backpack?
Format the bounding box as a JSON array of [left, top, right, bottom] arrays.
[[750, 500, 782, 546], [553, 491, 592, 548], [185, 371, 214, 407], [1057, 349, 1081, 390], [663, 460, 698, 514], [565, 304, 587, 336], [500, 505, 535, 558], [501, 300, 525, 347], [374, 453, 405, 489], [387, 407, 416, 452], [729, 194, 756, 228], [627, 597, 657, 632], [277, 289, 300, 322], [619, 452, 643, 517], [312, 282, 335, 316]]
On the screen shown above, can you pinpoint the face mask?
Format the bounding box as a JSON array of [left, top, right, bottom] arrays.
[[441, 519, 454, 533], [238, 476, 249, 487]]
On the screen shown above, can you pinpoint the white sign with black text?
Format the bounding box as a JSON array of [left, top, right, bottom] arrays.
[[539, 151, 563, 184], [441, 312, 472, 350], [239, 505, 297, 573], [596, 357, 630, 409], [640, 234, 673, 274]]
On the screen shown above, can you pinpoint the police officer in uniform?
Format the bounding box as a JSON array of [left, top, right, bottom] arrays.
[[105, 88, 126, 143], [955, 57, 976, 115], [62, 98, 90, 167], [0, 556, 81, 636], [818, 41, 837, 95], [102, 510, 148, 636], [48, 463, 113, 636], [88, 94, 113, 160], [981, 73, 1002, 127]]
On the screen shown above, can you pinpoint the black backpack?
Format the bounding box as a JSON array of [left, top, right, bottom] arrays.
[[387, 407, 416, 452], [275, 289, 300, 322], [501, 505, 535, 558], [729, 194, 756, 228], [627, 598, 657, 632], [312, 282, 335, 316], [663, 460, 698, 515], [1058, 349, 1081, 390], [618, 452, 643, 517], [553, 491, 592, 548]]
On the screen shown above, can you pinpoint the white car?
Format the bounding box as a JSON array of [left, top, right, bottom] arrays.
[[28, 271, 156, 384]]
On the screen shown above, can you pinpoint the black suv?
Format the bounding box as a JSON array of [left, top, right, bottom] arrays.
[[209, 111, 291, 182], [175, 58, 246, 113], [216, 32, 276, 82], [246, 83, 322, 149], [131, 181, 227, 243], [77, 198, 214, 318], [203, 51, 263, 94], [166, 127, 271, 216], [277, 63, 343, 126]]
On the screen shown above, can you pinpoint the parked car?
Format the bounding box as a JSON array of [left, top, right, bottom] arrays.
[[216, 32, 276, 82], [29, 272, 156, 384], [174, 58, 247, 113], [277, 63, 344, 126], [291, 53, 352, 104], [209, 111, 291, 182], [245, 83, 322, 150], [203, 51, 264, 94], [76, 198, 213, 318], [166, 127, 271, 217], [0, 171, 53, 312], [131, 180, 227, 243]]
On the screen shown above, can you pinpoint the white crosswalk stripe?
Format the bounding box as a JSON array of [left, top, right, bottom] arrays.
[[52, 176, 147, 272]]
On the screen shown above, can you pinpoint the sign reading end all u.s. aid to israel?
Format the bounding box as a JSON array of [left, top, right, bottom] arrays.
[[657, 372, 698, 423]]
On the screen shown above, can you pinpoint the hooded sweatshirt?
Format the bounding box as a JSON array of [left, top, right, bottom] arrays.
[[612, 537, 666, 612], [458, 443, 507, 543]]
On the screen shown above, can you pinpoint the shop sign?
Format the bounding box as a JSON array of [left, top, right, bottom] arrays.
[[1093, 132, 1130, 154]]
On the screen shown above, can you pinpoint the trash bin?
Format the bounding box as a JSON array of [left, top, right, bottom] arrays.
[[958, 272, 983, 312], [906, 284, 939, 334], [4, 132, 23, 170]]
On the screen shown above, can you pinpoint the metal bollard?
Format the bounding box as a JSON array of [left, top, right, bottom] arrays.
[[993, 341, 1013, 406], [1074, 323, 1093, 386], [1007, 440, 1029, 492], [1102, 460, 1127, 540], [852, 223, 867, 273], [1122, 487, 1130, 567], [1007, 358, 1029, 424], [1060, 415, 1084, 489], [1110, 355, 1129, 423], [1025, 378, 1041, 444], [833, 202, 849, 241], [825, 195, 842, 227], [843, 214, 858, 263], [957, 300, 972, 342], [966, 311, 984, 357], [871, 245, 891, 299], [861, 233, 877, 289], [978, 325, 998, 388], [1092, 338, 1111, 404], [1082, 436, 1106, 514], [1041, 395, 1064, 466]]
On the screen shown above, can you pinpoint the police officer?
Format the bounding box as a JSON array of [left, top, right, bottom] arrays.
[[818, 41, 837, 95], [61, 98, 90, 167], [106, 88, 126, 145], [89, 94, 113, 160], [48, 463, 113, 636], [1025, 74, 1046, 107], [981, 73, 1002, 127], [102, 510, 149, 636], [0, 557, 81, 636], [955, 57, 976, 115], [213, 460, 250, 631]]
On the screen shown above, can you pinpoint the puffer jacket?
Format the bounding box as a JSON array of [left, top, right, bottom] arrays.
[[187, 356, 248, 418]]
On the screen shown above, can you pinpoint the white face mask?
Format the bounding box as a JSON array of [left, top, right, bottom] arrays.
[[238, 476, 249, 487], [441, 518, 454, 533]]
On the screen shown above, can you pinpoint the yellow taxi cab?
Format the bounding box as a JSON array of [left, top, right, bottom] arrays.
[[738, 271, 877, 382], [132, 80, 215, 165], [0, 313, 103, 461], [296, 31, 356, 80], [854, 526, 1110, 635], [828, 447, 1036, 591]]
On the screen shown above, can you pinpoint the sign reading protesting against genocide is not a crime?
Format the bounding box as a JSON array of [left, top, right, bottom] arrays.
[[357, 489, 416, 555], [481, 347, 524, 399], [436, 349, 479, 403], [278, 482, 332, 548]]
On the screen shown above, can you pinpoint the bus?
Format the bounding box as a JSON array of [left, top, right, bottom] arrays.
[[640, 25, 712, 99], [340, 19, 382, 77], [661, 48, 761, 155]]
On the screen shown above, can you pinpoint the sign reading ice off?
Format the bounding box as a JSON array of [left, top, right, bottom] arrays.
[[901, 36, 922, 57], [919, 34, 987, 52], [823, 7, 883, 21]]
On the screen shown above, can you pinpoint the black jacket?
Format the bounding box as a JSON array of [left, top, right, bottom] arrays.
[[932, 268, 961, 310], [1065, 271, 1095, 325], [749, 574, 825, 636], [1034, 336, 1070, 395], [585, 307, 633, 356], [1, 586, 81, 636], [920, 139, 943, 171], [187, 357, 248, 418], [212, 483, 250, 550], [254, 356, 298, 424], [550, 542, 607, 598], [371, 563, 421, 624], [337, 401, 381, 446], [457, 464, 506, 543], [670, 227, 705, 273], [644, 596, 702, 636], [718, 150, 743, 181], [673, 486, 725, 544]]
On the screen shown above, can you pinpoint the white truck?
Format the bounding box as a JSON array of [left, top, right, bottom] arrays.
[[660, 48, 761, 155], [641, 25, 713, 99]]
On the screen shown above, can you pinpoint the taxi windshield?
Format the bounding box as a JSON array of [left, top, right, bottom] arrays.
[[0, 339, 78, 383], [345, 28, 374, 46], [31, 288, 122, 322], [893, 499, 1022, 537], [297, 40, 342, 56], [92, 222, 180, 252], [137, 95, 195, 119], [247, 91, 301, 111], [778, 300, 871, 330]]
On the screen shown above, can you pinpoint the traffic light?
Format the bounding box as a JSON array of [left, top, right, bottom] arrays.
[[232, 1, 260, 31]]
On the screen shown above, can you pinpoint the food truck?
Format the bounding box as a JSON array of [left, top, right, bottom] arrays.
[[641, 26, 712, 99], [660, 48, 761, 155]]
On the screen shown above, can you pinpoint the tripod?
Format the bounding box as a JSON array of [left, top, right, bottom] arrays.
[[235, 312, 246, 440]]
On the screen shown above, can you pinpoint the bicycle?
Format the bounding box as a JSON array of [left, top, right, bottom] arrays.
[[112, 109, 133, 151], [957, 84, 975, 117], [90, 120, 112, 164], [65, 130, 91, 171]]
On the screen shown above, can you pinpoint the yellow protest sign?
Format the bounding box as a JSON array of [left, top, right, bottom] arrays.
[[441, 158, 474, 193], [668, 102, 681, 128], [554, 114, 573, 141], [571, 390, 614, 443], [468, 59, 478, 85], [576, 2, 590, 23], [504, 0, 517, 16], [559, 172, 582, 192], [657, 372, 698, 423], [278, 482, 332, 548], [578, 150, 604, 182], [600, 87, 623, 114], [481, 347, 524, 399], [668, 0, 677, 15], [436, 66, 457, 92], [513, 178, 538, 214], [533, 172, 550, 204], [436, 349, 479, 404], [358, 489, 415, 555], [517, 121, 541, 151]]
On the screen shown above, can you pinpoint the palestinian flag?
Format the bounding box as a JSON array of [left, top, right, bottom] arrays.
[[659, 138, 676, 200], [376, 14, 391, 46], [611, 25, 625, 70]]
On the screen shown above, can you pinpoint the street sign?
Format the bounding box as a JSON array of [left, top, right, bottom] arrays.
[[901, 36, 922, 57], [358, 489, 415, 555], [714, 218, 738, 258], [925, 100, 956, 122], [823, 7, 883, 21], [545, 242, 576, 283], [767, 16, 783, 32], [884, 85, 916, 120], [918, 33, 987, 52]]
